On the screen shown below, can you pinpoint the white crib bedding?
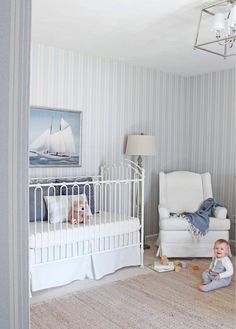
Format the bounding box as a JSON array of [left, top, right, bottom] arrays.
[[29, 211, 140, 249], [30, 243, 141, 292]]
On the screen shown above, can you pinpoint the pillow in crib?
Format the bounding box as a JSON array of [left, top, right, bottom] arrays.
[[56, 177, 95, 214], [29, 183, 57, 222], [44, 195, 92, 224], [44, 195, 72, 224]]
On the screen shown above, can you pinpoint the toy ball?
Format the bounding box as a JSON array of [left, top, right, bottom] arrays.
[[192, 264, 200, 270]]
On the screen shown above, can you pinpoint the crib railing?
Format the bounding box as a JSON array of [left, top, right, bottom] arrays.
[[29, 161, 144, 267]]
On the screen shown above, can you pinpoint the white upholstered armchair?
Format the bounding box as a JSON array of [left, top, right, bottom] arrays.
[[157, 171, 231, 257]]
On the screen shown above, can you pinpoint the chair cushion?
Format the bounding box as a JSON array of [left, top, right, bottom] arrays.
[[165, 172, 204, 213], [159, 216, 230, 231]]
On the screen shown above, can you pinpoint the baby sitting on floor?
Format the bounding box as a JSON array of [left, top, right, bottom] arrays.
[[198, 239, 233, 292]]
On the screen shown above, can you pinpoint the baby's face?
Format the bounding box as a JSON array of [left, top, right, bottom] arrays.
[[214, 242, 228, 258]]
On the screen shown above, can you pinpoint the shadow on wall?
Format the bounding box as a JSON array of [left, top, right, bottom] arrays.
[[144, 170, 159, 235]]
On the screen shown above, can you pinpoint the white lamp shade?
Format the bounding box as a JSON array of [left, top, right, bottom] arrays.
[[213, 13, 225, 31], [125, 134, 156, 156]]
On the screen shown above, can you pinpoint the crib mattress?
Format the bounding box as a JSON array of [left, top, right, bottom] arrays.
[[29, 211, 140, 249]]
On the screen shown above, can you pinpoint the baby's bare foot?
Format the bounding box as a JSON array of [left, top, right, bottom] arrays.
[[198, 283, 204, 291]]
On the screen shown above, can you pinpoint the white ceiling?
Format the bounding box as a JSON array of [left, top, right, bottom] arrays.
[[32, 0, 236, 76]]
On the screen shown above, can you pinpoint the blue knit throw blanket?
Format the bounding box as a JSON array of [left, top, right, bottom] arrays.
[[182, 198, 221, 237]]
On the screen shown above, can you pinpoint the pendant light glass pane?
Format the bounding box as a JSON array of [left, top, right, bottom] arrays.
[[230, 6, 236, 27], [213, 13, 225, 31]]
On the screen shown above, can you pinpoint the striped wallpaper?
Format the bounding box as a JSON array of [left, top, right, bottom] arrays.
[[30, 43, 235, 237], [184, 70, 235, 240]]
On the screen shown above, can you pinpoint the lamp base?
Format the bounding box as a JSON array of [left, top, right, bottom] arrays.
[[137, 155, 143, 168]]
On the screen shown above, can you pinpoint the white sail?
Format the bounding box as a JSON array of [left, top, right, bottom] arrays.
[[29, 129, 50, 152], [30, 117, 77, 157], [48, 130, 66, 154], [60, 118, 76, 154], [60, 117, 69, 130]]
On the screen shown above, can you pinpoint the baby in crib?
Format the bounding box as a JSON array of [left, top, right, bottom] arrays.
[[198, 239, 234, 292]]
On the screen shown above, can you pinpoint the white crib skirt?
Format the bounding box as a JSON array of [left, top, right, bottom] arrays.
[[30, 232, 141, 292]]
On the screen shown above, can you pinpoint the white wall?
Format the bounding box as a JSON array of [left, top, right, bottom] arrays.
[[0, 0, 30, 328], [30, 44, 235, 238], [30, 43, 186, 235]]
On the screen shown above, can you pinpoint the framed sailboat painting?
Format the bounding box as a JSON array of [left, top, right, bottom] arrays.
[[29, 106, 82, 167]]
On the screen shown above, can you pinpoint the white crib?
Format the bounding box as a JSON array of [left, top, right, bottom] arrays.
[[29, 161, 144, 293]]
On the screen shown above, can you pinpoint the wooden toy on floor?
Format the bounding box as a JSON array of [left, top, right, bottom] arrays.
[[192, 264, 200, 270], [160, 255, 169, 265], [174, 260, 187, 269], [174, 266, 181, 272]]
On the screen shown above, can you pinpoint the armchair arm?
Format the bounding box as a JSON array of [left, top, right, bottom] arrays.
[[214, 206, 227, 219], [158, 205, 170, 218]]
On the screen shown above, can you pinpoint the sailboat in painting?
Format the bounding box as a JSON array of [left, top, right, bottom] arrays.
[[30, 117, 77, 160]]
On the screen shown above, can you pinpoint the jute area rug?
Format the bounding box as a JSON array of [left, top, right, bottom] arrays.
[[31, 263, 235, 329]]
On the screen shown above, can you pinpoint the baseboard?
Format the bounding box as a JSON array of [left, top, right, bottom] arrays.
[[145, 234, 158, 239]]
